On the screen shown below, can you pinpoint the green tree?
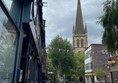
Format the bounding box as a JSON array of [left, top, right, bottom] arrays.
[[75, 52, 84, 76], [46, 56, 57, 83], [46, 56, 55, 72], [48, 35, 76, 81], [95, 68, 106, 82], [98, 0, 118, 53], [70, 52, 84, 81]]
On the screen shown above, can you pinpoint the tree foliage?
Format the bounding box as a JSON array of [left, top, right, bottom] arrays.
[[98, 0, 118, 53], [48, 35, 76, 75], [70, 52, 84, 81], [46, 56, 54, 72], [74, 52, 84, 76], [94, 68, 106, 81]]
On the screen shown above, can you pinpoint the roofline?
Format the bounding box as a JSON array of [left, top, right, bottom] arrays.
[[85, 43, 104, 51]]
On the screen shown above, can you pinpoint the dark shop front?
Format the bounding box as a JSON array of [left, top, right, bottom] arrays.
[[0, 0, 46, 83]]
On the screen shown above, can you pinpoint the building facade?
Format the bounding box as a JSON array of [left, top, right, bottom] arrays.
[[107, 52, 118, 83], [84, 44, 111, 83], [73, 0, 88, 53], [0, 0, 46, 83]]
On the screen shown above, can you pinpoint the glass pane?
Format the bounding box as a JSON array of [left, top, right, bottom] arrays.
[[2, 0, 13, 11], [36, 15, 40, 41], [2, 0, 21, 27], [0, 7, 17, 83]]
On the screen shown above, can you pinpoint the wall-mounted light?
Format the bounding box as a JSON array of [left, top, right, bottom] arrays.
[[108, 59, 116, 64]]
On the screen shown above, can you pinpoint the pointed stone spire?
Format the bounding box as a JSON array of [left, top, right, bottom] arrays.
[[73, 24, 75, 33], [75, 0, 85, 34], [85, 23, 87, 33]]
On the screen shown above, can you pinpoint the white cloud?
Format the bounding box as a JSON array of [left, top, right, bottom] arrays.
[[43, 0, 104, 47]]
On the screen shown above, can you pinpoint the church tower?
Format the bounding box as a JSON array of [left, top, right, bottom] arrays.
[[73, 0, 88, 53]]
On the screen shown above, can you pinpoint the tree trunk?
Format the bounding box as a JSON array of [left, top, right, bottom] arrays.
[[57, 69, 61, 83]]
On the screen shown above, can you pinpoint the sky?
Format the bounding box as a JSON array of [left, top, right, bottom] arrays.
[[43, 0, 104, 47]]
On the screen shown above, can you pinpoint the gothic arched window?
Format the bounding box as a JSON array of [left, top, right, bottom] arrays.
[[77, 39, 79, 47], [81, 39, 84, 47]]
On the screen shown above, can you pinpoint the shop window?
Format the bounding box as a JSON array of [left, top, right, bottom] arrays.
[[0, 7, 17, 83]]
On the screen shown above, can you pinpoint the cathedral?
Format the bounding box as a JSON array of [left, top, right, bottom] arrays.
[[73, 0, 88, 53]]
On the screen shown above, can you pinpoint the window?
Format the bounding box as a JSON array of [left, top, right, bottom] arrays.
[[0, 7, 17, 83], [85, 63, 92, 70], [101, 50, 108, 55], [35, 15, 40, 40], [85, 51, 91, 60], [115, 51, 118, 56], [84, 54, 88, 60], [77, 39, 79, 47], [2, 0, 21, 27], [2, 0, 13, 11], [81, 39, 84, 47]]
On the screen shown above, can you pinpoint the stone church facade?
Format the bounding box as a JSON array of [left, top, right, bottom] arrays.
[[73, 0, 88, 53]]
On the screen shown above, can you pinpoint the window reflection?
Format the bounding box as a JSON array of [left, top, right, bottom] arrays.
[[0, 7, 17, 83], [2, 0, 21, 27], [2, 0, 13, 11], [36, 15, 40, 41]]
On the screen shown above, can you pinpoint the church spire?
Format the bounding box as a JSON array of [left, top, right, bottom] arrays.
[[74, 0, 85, 34], [73, 24, 74, 33], [85, 23, 87, 33]]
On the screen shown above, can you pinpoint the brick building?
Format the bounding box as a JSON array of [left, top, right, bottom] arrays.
[[84, 44, 111, 83]]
